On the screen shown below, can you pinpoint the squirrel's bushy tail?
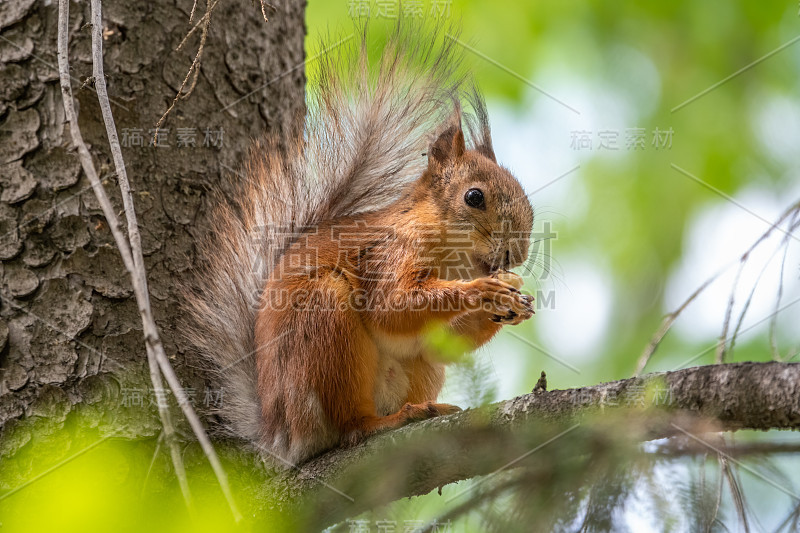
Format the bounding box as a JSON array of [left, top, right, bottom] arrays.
[[182, 23, 467, 445]]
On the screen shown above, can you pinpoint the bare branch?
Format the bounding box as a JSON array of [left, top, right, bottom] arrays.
[[57, 0, 241, 521], [155, 0, 221, 138], [88, 0, 191, 506], [268, 361, 800, 529], [634, 270, 722, 376], [771, 208, 800, 360], [635, 199, 800, 375], [717, 259, 745, 364]]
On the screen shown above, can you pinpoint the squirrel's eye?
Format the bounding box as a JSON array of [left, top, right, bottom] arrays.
[[464, 188, 485, 209]]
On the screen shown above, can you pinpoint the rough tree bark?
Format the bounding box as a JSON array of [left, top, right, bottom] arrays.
[[0, 0, 306, 457]]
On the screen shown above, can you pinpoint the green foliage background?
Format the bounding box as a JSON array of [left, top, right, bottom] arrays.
[[305, 0, 800, 389], [304, 1, 800, 530]]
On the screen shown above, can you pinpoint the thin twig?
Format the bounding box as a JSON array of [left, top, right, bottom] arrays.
[[654, 440, 800, 457], [727, 261, 771, 360], [727, 223, 798, 359], [142, 430, 164, 496], [775, 500, 800, 533], [189, 0, 198, 22], [716, 258, 745, 364], [710, 456, 723, 533], [720, 454, 750, 533], [58, 0, 241, 522], [89, 0, 191, 507], [155, 0, 221, 140], [176, 0, 217, 52], [635, 199, 800, 375], [259, 0, 276, 23], [770, 207, 800, 360], [720, 201, 800, 363], [634, 270, 723, 376]]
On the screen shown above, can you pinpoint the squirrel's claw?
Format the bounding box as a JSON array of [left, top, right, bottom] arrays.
[[491, 294, 535, 325]]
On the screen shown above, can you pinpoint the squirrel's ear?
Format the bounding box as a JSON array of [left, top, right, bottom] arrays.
[[428, 125, 466, 170], [475, 142, 497, 163]]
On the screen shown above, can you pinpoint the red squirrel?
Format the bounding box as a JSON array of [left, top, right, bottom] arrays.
[[184, 25, 535, 465]]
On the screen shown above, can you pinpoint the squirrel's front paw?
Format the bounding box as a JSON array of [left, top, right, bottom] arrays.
[[466, 277, 534, 324], [489, 271, 534, 325], [491, 293, 534, 325]]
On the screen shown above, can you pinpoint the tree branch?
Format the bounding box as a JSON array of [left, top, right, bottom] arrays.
[[87, 0, 191, 508], [57, 0, 240, 521], [266, 361, 800, 528]]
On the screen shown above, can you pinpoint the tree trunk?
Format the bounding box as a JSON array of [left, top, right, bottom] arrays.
[[0, 0, 306, 454]]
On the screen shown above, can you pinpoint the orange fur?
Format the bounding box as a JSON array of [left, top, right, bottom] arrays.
[[183, 24, 535, 465], [253, 143, 534, 462]]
